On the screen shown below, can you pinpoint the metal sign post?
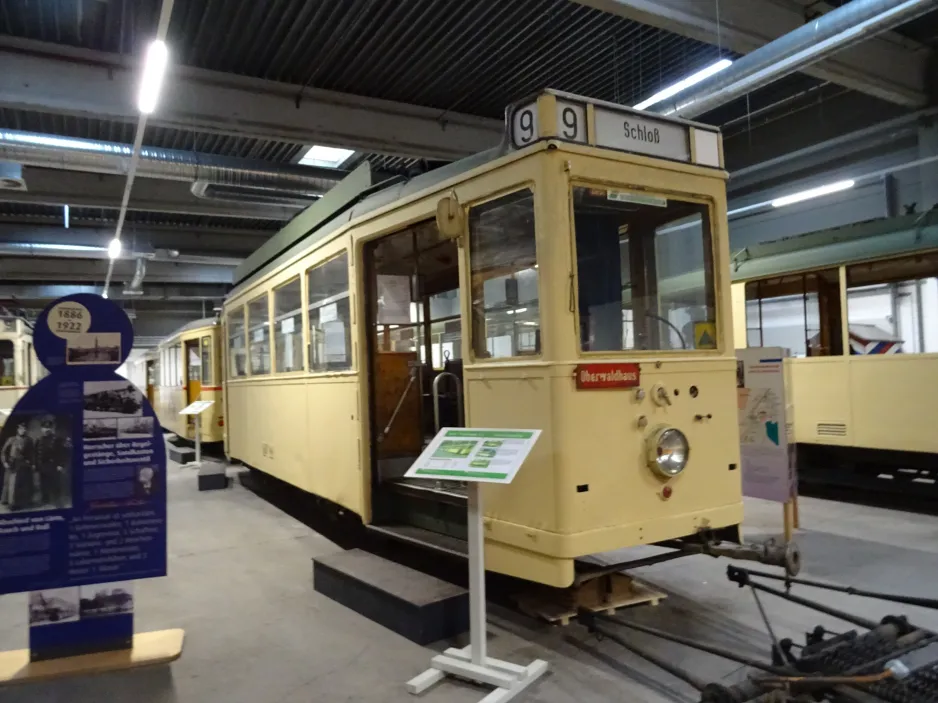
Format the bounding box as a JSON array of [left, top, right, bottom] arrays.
[[178, 400, 214, 468], [404, 428, 548, 703]]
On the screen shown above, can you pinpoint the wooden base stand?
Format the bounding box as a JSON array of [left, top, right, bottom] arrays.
[[0, 629, 184, 686], [516, 573, 666, 626]]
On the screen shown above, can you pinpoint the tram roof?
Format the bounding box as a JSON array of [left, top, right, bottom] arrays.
[[160, 317, 219, 346]]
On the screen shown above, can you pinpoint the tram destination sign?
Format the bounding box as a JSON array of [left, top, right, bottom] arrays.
[[509, 90, 721, 168], [574, 363, 641, 390]]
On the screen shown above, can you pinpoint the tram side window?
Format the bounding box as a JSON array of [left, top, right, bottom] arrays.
[[468, 189, 539, 358], [572, 187, 716, 352], [846, 252, 938, 354], [745, 269, 842, 357], [307, 253, 351, 372], [174, 344, 183, 385], [0, 340, 13, 386], [227, 308, 247, 377], [273, 277, 304, 373], [247, 294, 271, 375], [201, 336, 213, 385]]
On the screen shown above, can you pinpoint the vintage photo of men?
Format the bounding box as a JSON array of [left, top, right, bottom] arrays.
[[0, 413, 73, 513]]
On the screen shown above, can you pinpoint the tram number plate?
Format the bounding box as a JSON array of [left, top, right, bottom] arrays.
[[574, 363, 641, 390], [511, 99, 588, 148]]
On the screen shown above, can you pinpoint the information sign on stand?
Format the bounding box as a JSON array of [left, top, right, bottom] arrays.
[[736, 348, 799, 539], [0, 294, 181, 684], [178, 400, 215, 469], [405, 428, 548, 703]]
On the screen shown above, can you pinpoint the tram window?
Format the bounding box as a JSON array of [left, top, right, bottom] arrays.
[[307, 253, 351, 372], [273, 277, 304, 373], [247, 294, 271, 375], [572, 187, 716, 352], [227, 307, 247, 378], [846, 252, 938, 354], [0, 340, 13, 386], [201, 336, 213, 385], [468, 189, 539, 359], [174, 344, 183, 385], [745, 270, 842, 357]]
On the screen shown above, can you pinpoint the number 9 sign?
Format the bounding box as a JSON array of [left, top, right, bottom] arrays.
[[48, 301, 91, 338], [511, 103, 539, 148]]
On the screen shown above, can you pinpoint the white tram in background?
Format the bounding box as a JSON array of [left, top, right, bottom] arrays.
[[732, 211, 938, 497], [0, 316, 43, 427]]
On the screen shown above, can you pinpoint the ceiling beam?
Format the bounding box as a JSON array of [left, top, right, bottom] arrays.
[[0, 168, 298, 220], [0, 224, 262, 258], [0, 282, 228, 302], [572, 0, 933, 107], [0, 38, 503, 161], [0, 257, 233, 285]]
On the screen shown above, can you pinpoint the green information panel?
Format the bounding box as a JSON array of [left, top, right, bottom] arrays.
[[404, 428, 541, 484]]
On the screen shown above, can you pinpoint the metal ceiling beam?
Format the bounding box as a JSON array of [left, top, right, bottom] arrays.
[[0, 224, 265, 255], [572, 0, 933, 107], [0, 282, 228, 302], [0, 168, 298, 220], [0, 38, 503, 161], [0, 257, 233, 285]]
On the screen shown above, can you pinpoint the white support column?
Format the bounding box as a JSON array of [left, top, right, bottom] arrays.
[[467, 482, 486, 666]]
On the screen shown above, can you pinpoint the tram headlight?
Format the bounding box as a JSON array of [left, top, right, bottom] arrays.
[[646, 426, 689, 478]]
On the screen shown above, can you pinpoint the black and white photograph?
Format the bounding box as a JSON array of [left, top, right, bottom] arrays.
[[135, 466, 159, 498], [84, 380, 143, 418], [28, 587, 80, 626], [83, 417, 118, 441], [0, 412, 73, 513], [118, 416, 154, 439], [79, 582, 134, 618], [66, 332, 121, 365]]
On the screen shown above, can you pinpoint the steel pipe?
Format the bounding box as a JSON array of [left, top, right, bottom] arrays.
[[654, 0, 938, 118]]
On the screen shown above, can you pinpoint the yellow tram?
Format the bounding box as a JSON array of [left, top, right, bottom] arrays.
[[731, 212, 938, 496], [153, 318, 224, 443], [223, 90, 750, 588], [0, 316, 42, 427]]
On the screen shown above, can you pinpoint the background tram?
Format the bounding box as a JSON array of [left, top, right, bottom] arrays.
[[153, 318, 224, 443], [0, 315, 42, 427], [219, 91, 774, 589], [731, 211, 938, 497]]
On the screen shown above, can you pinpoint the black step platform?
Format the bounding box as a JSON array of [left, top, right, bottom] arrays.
[[198, 462, 229, 491], [168, 444, 195, 464], [313, 548, 468, 645]]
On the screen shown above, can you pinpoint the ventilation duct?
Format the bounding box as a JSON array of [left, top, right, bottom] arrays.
[[124, 257, 147, 296], [0, 131, 345, 204], [0, 161, 26, 191], [652, 0, 938, 118]]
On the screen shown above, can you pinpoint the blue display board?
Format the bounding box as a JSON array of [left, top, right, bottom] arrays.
[[0, 294, 167, 659]]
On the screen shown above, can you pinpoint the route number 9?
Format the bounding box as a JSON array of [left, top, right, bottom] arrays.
[[557, 101, 586, 143], [513, 105, 538, 147]]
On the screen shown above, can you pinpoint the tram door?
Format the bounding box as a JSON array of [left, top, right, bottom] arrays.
[[364, 219, 467, 537], [184, 339, 201, 432]]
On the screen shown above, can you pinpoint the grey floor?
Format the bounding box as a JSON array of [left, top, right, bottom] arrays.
[[1, 457, 936, 703]]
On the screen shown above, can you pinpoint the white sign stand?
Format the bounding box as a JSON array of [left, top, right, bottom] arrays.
[[404, 428, 548, 703], [178, 400, 215, 468]]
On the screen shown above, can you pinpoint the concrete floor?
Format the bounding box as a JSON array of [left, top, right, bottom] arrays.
[[1, 458, 936, 703]]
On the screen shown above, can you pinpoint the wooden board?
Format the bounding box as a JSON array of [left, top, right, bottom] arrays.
[[516, 574, 665, 626], [374, 352, 422, 457], [0, 628, 184, 686]]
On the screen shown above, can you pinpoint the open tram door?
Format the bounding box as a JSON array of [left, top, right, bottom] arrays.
[[363, 208, 469, 544], [183, 338, 201, 436]]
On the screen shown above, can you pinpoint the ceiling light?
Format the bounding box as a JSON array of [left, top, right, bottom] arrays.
[[137, 39, 169, 114], [633, 58, 733, 111], [63, 204, 69, 229], [298, 145, 355, 168], [108, 238, 122, 259], [771, 180, 855, 208]]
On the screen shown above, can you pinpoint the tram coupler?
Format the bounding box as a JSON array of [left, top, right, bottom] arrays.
[[668, 537, 801, 576]]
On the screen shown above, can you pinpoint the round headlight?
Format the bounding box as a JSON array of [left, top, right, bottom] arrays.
[[646, 426, 689, 478]]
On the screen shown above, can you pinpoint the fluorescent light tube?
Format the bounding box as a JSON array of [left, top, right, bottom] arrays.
[[108, 238, 122, 259], [771, 180, 855, 208], [633, 59, 733, 111], [137, 40, 169, 114]]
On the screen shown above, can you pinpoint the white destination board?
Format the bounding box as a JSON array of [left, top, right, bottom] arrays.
[[404, 428, 541, 484], [179, 400, 215, 416], [593, 107, 690, 162]]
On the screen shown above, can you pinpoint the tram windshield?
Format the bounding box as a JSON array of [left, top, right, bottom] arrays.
[[572, 187, 717, 352]]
